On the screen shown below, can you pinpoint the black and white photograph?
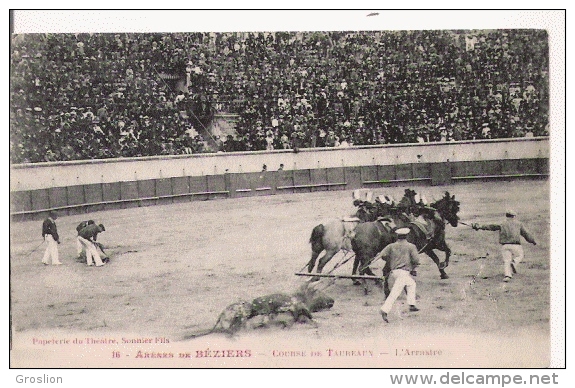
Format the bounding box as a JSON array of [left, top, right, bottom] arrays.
[[8, 9, 565, 373]]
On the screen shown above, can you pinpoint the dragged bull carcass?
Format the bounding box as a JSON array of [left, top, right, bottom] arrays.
[[183, 283, 335, 339]]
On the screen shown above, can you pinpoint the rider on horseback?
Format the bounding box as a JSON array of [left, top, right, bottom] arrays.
[[411, 194, 440, 240]]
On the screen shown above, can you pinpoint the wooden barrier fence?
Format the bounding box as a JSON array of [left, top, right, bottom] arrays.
[[10, 157, 548, 221]]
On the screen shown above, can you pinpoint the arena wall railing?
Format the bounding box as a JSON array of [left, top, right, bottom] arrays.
[[10, 137, 549, 220]]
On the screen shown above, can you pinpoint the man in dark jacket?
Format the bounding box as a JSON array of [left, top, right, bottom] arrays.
[[42, 212, 62, 265], [473, 209, 537, 282], [78, 223, 106, 267], [76, 220, 95, 260]]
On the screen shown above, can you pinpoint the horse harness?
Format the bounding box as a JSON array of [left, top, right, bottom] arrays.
[[375, 217, 394, 236]]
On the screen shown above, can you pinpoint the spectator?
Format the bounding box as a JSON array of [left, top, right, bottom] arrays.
[[10, 30, 549, 163], [265, 129, 274, 151], [280, 133, 290, 149]]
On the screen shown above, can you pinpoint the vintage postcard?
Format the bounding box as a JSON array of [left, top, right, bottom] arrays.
[[8, 9, 564, 371]]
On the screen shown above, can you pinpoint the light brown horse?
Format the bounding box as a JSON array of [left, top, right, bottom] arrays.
[[307, 218, 359, 275], [306, 198, 380, 275]]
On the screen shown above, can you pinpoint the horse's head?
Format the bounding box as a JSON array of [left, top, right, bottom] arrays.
[[355, 201, 378, 222], [404, 189, 417, 203], [398, 188, 418, 210], [432, 192, 460, 227], [371, 201, 392, 219]]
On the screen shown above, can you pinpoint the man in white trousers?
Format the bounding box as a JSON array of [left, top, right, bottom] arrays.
[[41, 212, 62, 265], [76, 220, 95, 260], [77, 223, 106, 267], [372, 228, 420, 323]]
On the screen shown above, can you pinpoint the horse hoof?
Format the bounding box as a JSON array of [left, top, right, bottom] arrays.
[[440, 274, 449, 280]]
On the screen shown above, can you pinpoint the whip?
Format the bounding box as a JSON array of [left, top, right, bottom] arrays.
[[358, 255, 382, 274], [15, 240, 45, 258], [301, 250, 355, 277]]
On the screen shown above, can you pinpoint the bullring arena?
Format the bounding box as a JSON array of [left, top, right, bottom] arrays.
[[10, 140, 551, 368], [10, 25, 559, 369]]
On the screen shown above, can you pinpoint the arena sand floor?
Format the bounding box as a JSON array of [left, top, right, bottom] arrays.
[[10, 179, 552, 368]]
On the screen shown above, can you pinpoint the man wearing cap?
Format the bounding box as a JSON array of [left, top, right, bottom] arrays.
[[78, 223, 106, 267], [41, 212, 62, 265], [373, 228, 420, 323], [472, 210, 537, 282]]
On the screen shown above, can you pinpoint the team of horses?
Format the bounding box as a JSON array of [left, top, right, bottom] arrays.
[[307, 189, 461, 281]]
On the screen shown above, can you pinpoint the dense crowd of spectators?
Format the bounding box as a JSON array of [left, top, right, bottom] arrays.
[[11, 30, 549, 163]]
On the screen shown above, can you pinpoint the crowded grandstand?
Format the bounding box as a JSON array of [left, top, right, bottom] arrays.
[[10, 30, 549, 163]]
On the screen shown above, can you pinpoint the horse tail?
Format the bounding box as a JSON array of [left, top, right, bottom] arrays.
[[310, 224, 325, 252], [183, 310, 239, 340]]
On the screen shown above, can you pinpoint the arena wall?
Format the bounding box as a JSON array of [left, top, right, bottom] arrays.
[[10, 137, 549, 219]]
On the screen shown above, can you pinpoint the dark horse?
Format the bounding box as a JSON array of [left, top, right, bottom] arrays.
[[351, 192, 460, 280]]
